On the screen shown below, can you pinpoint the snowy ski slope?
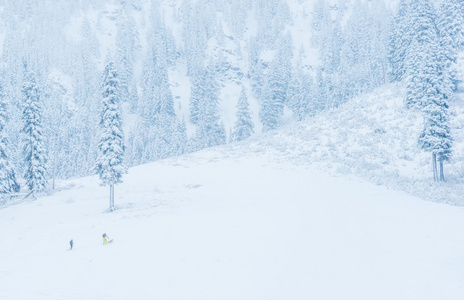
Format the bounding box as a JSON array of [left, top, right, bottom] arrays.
[[1, 143, 464, 299]]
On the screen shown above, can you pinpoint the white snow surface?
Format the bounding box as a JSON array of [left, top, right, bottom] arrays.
[[2, 123, 464, 299]]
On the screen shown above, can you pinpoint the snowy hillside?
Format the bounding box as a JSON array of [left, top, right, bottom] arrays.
[[2, 142, 464, 299], [0, 0, 396, 179], [238, 83, 464, 205], [1, 0, 464, 298], [2, 81, 464, 298]]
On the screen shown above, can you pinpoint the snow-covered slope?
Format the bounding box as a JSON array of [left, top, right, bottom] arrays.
[[2, 113, 464, 299], [236, 83, 464, 206]]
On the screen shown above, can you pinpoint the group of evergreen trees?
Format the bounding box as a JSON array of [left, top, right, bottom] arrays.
[[247, 0, 392, 134], [0, 66, 48, 200], [390, 0, 464, 181], [0, 81, 20, 197], [1, 0, 461, 201], [0, 61, 127, 209]]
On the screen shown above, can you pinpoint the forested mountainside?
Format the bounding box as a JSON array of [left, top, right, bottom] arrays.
[[0, 0, 392, 180], [0, 0, 463, 199]]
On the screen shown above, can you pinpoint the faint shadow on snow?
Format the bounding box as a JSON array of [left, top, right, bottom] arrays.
[[185, 184, 202, 189]]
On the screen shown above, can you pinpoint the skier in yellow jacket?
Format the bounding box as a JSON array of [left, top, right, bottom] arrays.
[[102, 233, 109, 245]]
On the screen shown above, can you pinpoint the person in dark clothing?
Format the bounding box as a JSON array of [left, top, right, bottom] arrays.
[[69, 239, 74, 250]]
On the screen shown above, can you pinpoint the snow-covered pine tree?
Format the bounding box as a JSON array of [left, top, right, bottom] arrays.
[[247, 38, 265, 99], [260, 83, 283, 132], [339, 0, 390, 97], [115, 10, 139, 111], [95, 62, 126, 211], [311, 0, 332, 49], [181, 0, 210, 77], [312, 0, 345, 107], [369, 0, 391, 87], [77, 16, 100, 109], [437, 0, 464, 89], [314, 67, 328, 112], [0, 81, 20, 197], [173, 118, 188, 156], [405, 0, 441, 109], [21, 68, 47, 195], [190, 64, 226, 149], [287, 54, 315, 121], [259, 43, 291, 132], [389, 0, 412, 82], [418, 81, 453, 182], [150, 57, 178, 160], [437, 0, 464, 58], [189, 71, 205, 126], [232, 86, 254, 142], [405, 0, 454, 182], [223, 0, 249, 39]]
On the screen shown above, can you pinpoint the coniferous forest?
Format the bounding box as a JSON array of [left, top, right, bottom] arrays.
[[0, 0, 463, 198]]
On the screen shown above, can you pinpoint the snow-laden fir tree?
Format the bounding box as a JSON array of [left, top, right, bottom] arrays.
[[287, 56, 315, 121], [404, 0, 454, 181], [405, 0, 442, 109], [181, 0, 210, 77], [0, 81, 20, 197], [340, 0, 390, 96], [437, 0, 464, 58], [437, 0, 464, 89], [173, 117, 188, 156], [95, 62, 126, 211], [149, 25, 178, 160], [21, 68, 47, 195], [417, 0, 457, 182], [231, 86, 254, 142], [189, 72, 205, 127], [189, 64, 226, 149], [259, 45, 291, 132], [389, 0, 412, 82], [115, 6, 140, 111], [150, 81, 178, 160], [418, 81, 453, 182]]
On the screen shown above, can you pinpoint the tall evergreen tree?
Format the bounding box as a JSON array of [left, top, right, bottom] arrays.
[[418, 84, 453, 182], [405, 0, 441, 109], [173, 118, 188, 156], [0, 81, 20, 197], [437, 0, 464, 56], [288, 61, 315, 121], [389, 0, 412, 82], [95, 62, 126, 211], [189, 72, 205, 126], [116, 6, 140, 111], [21, 68, 47, 195], [259, 47, 290, 132], [437, 0, 464, 89], [232, 86, 254, 142], [190, 65, 226, 149], [404, 0, 454, 181]]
